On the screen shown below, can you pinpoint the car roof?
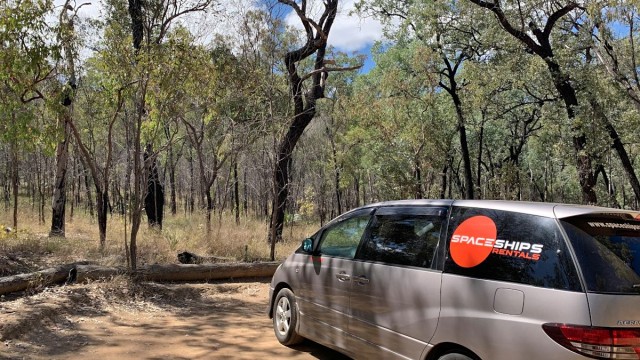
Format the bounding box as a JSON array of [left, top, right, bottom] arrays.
[[354, 199, 639, 219]]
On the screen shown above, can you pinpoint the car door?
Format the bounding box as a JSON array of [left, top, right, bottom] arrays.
[[349, 206, 447, 359], [295, 209, 373, 351]]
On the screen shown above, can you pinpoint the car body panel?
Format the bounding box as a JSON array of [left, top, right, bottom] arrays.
[[293, 253, 352, 348], [586, 293, 640, 327], [431, 274, 591, 360], [349, 261, 442, 359]]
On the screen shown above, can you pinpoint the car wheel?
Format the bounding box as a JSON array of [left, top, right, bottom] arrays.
[[272, 288, 304, 345], [438, 353, 474, 360]]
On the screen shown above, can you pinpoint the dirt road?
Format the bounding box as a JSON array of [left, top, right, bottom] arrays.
[[0, 279, 349, 359]]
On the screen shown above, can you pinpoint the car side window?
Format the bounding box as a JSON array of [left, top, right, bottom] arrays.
[[318, 214, 371, 259], [444, 207, 582, 291], [358, 214, 443, 268]]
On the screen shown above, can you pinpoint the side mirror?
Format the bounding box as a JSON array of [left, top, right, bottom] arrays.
[[302, 238, 313, 253]]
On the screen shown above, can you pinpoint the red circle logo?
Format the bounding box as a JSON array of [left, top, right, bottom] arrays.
[[450, 216, 497, 268]]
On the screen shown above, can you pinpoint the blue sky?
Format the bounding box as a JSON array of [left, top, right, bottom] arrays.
[[278, 0, 384, 73]]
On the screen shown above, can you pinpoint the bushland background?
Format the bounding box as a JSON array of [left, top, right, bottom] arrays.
[[2, 0, 640, 269]]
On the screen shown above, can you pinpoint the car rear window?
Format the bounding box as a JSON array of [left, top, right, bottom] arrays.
[[444, 207, 582, 291], [560, 213, 640, 295]]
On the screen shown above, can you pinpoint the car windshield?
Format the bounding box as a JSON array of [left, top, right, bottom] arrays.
[[560, 213, 640, 295]]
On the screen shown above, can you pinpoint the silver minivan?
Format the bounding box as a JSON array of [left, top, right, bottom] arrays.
[[268, 200, 640, 359]]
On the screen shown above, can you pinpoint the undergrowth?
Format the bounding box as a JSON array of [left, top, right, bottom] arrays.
[[0, 204, 317, 268]]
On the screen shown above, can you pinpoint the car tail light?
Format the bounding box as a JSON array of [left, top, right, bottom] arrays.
[[543, 323, 640, 359]]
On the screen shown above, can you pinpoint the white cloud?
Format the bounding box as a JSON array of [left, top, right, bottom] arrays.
[[284, 0, 384, 52]]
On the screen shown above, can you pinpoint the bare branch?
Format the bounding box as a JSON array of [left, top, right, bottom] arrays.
[[156, 0, 211, 44], [299, 64, 363, 83], [467, 0, 544, 55], [543, 2, 580, 36]]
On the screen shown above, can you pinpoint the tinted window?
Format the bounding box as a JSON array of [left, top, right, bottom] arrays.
[[318, 214, 371, 259], [560, 214, 640, 294], [358, 214, 443, 268], [444, 207, 581, 291]]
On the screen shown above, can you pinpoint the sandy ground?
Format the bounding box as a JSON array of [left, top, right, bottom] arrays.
[[0, 279, 349, 359]]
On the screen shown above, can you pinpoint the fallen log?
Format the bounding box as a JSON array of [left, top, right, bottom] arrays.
[[75, 264, 124, 282], [0, 262, 280, 296], [0, 261, 92, 296], [137, 262, 280, 282]]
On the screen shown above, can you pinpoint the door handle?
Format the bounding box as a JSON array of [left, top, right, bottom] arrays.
[[335, 272, 351, 282], [353, 275, 370, 285]]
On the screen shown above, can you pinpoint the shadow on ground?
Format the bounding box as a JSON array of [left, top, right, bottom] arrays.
[[0, 278, 349, 359]]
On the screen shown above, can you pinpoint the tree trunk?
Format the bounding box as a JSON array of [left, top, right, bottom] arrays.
[[129, 85, 146, 271], [3, 157, 9, 212], [243, 169, 248, 217], [70, 154, 77, 222], [414, 158, 423, 199], [270, 113, 313, 248], [454, 104, 474, 200], [441, 58, 474, 200], [50, 2, 78, 236], [269, 0, 339, 260], [11, 145, 18, 229], [81, 160, 94, 218], [545, 60, 597, 204], [205, 187, 213, 234], [354, 175, 361, 207], [144, 144, 164, 229], [168, 147, 177, 215], [50, 119, 70, 237], [477, 120, 485, 194], [35, 154, 44, 224], [331, 138, 343, 215], [97, 189, 108, 249], [234, 162, 240, 225], [188, 150, 195, 214], [595, 164, 620, 208], [589, 98, 640, 205]]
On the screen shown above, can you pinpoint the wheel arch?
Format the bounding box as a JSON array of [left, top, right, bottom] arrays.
[[268, 282, 292, 318], [424, 342, 481, 360]]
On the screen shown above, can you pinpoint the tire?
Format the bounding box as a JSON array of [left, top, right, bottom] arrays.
[[272, 288, 304, 345], [438, 353, 474, 360]]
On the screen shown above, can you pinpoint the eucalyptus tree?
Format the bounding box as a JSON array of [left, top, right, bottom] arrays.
[[269, 0, 361, 258], [67, 4, 135, 249], [460, 0, 602, 203], [125, 0, 215, 269], [357, 0, 499, 199], [235, 8, 292, 221], [316, 51, 364, 214], [581, 3, 640, 205], [0, 0, 59, 228], [461, 50, 560, 200], [177, 40, 254, 235], [50, 0, 86, 237], [344, 41, 457, 201]]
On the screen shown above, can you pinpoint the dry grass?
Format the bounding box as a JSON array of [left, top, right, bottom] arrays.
[[0, 203, 318, 269]]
